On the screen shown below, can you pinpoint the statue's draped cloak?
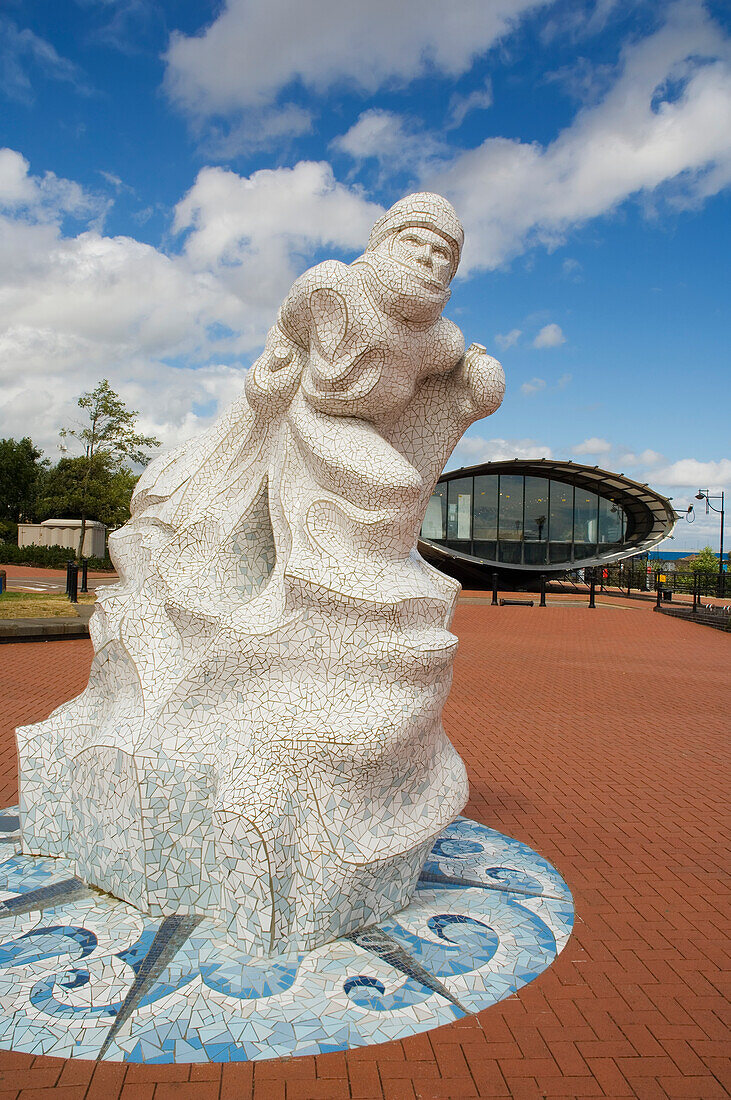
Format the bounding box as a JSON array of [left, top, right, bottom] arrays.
[[17, 254, 504, 955]]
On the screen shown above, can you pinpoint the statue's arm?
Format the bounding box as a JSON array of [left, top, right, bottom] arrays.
[[448, 342, 506, 423], [388, 339, 505, 493], [414, 319, 504, 423]]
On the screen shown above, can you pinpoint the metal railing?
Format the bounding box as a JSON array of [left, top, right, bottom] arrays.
[[558, 564, 730, 600], [649, 569, 730, 599]]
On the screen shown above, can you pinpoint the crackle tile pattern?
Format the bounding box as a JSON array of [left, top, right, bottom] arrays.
[[16, 193, 506, 956], [0, 598, 728, 1097], [0, 814, 572, 1063]]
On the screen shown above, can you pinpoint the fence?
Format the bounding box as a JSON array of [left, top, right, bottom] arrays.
[[562, 564, 731, 599], [651, 570, 731, 598]]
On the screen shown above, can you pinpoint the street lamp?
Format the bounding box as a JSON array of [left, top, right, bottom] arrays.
[[694, 489, 726, 594]]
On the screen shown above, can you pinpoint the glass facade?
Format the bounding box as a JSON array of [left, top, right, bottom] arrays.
[[421, 473, 627, 568]]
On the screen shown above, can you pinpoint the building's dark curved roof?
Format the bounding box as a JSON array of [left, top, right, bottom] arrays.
[[418, 457, 677, 573]]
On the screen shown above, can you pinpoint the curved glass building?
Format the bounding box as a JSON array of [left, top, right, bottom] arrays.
[[419, 459, 677, 582]]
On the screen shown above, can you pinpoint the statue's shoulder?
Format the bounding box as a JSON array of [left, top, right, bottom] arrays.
[[280, 261, 355, 345], [288, 260, 351, 300]]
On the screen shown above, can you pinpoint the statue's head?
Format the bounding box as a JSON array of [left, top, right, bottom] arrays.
[[360, 193, 464, 323]]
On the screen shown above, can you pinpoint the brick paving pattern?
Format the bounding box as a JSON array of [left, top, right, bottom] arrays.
[[0, 598, 728, 1098]]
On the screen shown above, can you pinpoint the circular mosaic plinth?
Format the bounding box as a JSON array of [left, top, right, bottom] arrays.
[[0, 810, 573, 1063]]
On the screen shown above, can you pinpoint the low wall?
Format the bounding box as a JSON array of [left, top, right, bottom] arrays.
[[18, 520, 106, 559]]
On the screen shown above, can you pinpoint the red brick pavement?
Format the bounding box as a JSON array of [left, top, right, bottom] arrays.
[[0, 600, 728, 1099]]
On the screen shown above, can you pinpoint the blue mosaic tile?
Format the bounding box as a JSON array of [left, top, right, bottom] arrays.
[[0, 811, 573, 1062]]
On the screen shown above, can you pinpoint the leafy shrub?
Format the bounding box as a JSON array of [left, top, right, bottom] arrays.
[[0, 543, 115, 571]]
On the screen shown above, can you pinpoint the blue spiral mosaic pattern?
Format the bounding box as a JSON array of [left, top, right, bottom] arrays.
[[0, 811, 573, 1062]]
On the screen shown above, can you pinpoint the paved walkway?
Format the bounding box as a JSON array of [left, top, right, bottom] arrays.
[[0, 599, 728, 1098]]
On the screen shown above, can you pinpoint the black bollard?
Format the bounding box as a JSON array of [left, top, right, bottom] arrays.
[[588, 571, 596, 609], [540, 574, 546, 607], [80, 559, 89, 594], [656, 578, 662, 608], [491, 572, 498, 606], [67, 561, 78, 604], [65, 559, 74, 596]]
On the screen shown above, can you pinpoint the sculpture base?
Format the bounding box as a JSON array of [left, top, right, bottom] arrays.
[[0, 812, 572, 1062]]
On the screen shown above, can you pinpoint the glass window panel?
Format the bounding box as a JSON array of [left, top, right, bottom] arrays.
[[422, 486, 446, 540], [574, 489, 599, 545], [598, 496, 624, 544], [623, 508, 635, 540], [473, 475, 498, 540], [447, 477, 472, 541], [549, 481, 573, 542], [498, 475, 523, 541], [497, 475, 524, 565], [524, 477, 549, 543]]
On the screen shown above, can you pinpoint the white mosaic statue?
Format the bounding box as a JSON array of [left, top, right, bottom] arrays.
[[17, 194, 505, 955]]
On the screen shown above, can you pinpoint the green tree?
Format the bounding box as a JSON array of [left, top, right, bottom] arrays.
[[36, 456, 139, 529], [686, 545, 721, 578], [0, 437, 48, 527], [60, 379, 160, 558]]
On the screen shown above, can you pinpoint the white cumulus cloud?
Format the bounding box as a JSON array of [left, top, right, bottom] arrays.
[[447, 80, 494, 129], [0, 153, 382, 453], [331, 110, 445, 174], [0, 147, 105, 221], [164, 0, 550, 118], [449, 435, 553, 468], [573, 437, 612, 455], [173, 161, 381, 323], [652, 457, 731, 489], [532, 322, 566, 348], [521, 377, 547, 395], [428, 3, 731, 271], [495, 328, 522, 350], [618, 447, 664, 467]]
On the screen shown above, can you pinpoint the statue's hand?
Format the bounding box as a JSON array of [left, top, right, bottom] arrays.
[[464, 341, 488, 369], [267, 338, 297, 373], [245, 327, 305, 413], [455, 342, 505, 419]]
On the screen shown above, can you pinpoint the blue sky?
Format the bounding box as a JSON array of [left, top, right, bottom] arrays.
[[1, 0, 729, 547]]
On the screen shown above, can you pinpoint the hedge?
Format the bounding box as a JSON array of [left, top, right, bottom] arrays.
[[0, 542, 115, 571]]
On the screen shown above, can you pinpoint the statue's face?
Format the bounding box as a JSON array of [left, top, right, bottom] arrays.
[[360, 225, 455, 323], [388, 227, 454, 292]]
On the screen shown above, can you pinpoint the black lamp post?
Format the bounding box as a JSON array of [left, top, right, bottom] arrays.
[[694, 489, 726, 593]]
